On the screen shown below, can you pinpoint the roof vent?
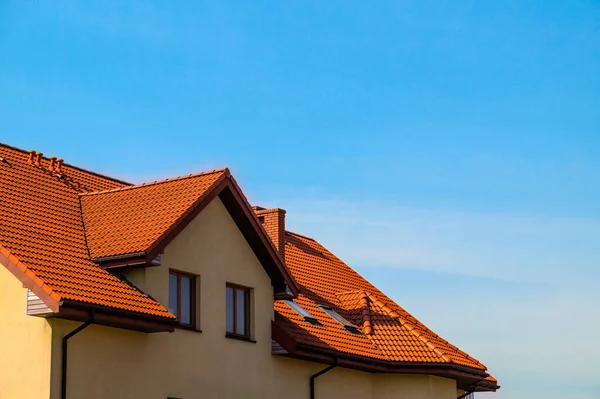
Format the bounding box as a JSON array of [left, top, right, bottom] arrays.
[[55, 158, 64, 173], [39, 154, 64, 175]]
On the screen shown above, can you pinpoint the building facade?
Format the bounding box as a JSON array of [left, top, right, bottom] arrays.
[[0, 143, 498, 399]]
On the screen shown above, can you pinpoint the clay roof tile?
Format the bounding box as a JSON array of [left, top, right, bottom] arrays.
[[275, 230, 491, 374]]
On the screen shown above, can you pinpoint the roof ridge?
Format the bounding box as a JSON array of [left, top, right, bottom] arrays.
[[0, 142, 131, 186], [358, 291, 373, 335], [336, 289, 368, 296], [285, 231, 316, 241], [366, 292, 453, 364], [79, 168, 230, 196]]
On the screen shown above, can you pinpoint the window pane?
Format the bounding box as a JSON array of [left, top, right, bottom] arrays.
[[320, 305, 355, 327], [283, 300, 315, 319], [168, 273, 178, 316], [180, 276, 192, 325], [226, 286, 235, 333], [235, 289, 247, 336]]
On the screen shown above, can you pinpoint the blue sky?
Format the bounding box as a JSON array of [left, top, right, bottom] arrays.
[[2, 1, 599, 397]]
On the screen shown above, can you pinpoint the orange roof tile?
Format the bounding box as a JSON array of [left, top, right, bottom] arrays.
[[0, 143, 173, 318], [274, 231, 496, 384], [80, 169, 227, 259], [0, 143, 296, 323], [1, 142, 496, 388]]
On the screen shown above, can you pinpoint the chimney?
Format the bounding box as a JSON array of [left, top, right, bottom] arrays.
[[27, 150, 35, 164], [253, 206, 286, 259], [56, 158, 64, 173]]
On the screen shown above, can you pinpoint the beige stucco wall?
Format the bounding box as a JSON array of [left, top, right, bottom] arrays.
[[42, 198, 458, 399], [373, 374, 457, 399], [0, 264, 53, 399]]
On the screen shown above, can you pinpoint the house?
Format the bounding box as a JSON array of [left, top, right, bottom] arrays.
[[0, 142, 499, 399]]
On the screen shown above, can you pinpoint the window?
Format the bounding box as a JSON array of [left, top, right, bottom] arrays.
[[169, 270, 197, 328], [319, 305, 360, 334], [282, 300, 319, 324], [226, 284, 250, 338]]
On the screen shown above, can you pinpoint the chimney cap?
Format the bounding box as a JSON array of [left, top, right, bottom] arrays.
[[253, 206, 286, 215]]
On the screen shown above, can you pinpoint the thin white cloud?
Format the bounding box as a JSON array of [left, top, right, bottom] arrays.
[[416, 291, 600, 381], [267, 196, 600, 397], [275, 197, 600, 287]]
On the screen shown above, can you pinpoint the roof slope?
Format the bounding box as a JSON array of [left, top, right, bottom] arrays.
[[0, 143, 296, 320], [80, 170, 227, 260], [275, 231, 491, 374], [1, 142, 495, 388], [0, 144, 173, 318]]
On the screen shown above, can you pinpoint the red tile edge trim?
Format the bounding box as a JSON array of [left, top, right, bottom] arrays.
[[0, 244, 61, 312]]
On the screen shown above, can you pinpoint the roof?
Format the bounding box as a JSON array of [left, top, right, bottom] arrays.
[[80, 169, 227, 260], [0, 142, 496, 389], [0, 143, 296, 326], [0, 144, 172, 319], [274, 231, 498, 391]]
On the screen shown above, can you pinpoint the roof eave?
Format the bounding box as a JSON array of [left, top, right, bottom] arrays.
[[57, 300, 177, 333], [0, 246, 175, 333], [291, 344, 495, 391], [272, 320, 496, 392], [91, 252, 149, 268]]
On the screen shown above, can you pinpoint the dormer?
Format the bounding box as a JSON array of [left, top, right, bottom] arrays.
[[79, 169, 298, 300]]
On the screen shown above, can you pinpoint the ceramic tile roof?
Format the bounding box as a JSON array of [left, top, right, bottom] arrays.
[[0, 143, 177, 318], [80, 169, 227, 259], [274, 230, 492, 374], [1, 142, 495, 385], [0, 143, 291, 321]]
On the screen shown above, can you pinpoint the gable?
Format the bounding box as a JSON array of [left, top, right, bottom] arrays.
[[165, 197, 271, 283], [80, 169, 227, 261]]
